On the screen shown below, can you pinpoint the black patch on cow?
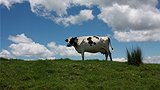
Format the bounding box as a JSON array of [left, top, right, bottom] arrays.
[[69, 38, 75, 44], [65, 39, 68, 42], [87, 37, 96, 46], [87, 37, 92, 40], [69, 37, 78, 47], [93, 36, 99, 39]]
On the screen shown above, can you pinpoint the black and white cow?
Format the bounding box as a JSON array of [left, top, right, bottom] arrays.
[[65, 36, 113, 61]]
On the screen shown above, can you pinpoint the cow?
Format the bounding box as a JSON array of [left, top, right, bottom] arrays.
[[65, 36, 113, 61]]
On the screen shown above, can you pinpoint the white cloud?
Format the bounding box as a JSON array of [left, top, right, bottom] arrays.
[[97, 0, 158, 9], [28, 0, 95, 26], [8, 33, 33, 43], [7, 34, 55, 59], [113, 57, 127, 62], [72, 0, 94, 7], [8, 34, 53, 59], [29, 0, 71, 16], [0, 0, 24, 9], [9, 42, 52, 58], [0, 49, 14, 59], [54, 10, 94, 26], [12, 0, 158, 17], [47, 42, 79, 56], [98, 3, 160, 42], [98, 3, 160, 31], [144, 56, 160, 64], [114, 30, 160, 42], [113, 56, 160, 64]]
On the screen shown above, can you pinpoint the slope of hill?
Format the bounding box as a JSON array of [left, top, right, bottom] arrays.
[[0, 58, 160, 90]]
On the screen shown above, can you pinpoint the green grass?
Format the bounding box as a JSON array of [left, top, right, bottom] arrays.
[[0, 58, 160, 90]]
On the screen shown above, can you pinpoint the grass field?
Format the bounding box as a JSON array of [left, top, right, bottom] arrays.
[[0, 58, 160, 90]]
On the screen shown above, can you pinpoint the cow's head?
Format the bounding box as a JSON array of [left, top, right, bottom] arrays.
[[65, 37, 78, 47]]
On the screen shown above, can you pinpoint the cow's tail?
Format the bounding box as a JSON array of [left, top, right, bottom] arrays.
[[108, 38, 113, 50]]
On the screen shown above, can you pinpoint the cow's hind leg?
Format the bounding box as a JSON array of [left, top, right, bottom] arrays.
[[108, 51, 112, 61]]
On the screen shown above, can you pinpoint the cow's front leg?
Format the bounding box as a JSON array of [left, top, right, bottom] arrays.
[[81, 52, 84, 60]]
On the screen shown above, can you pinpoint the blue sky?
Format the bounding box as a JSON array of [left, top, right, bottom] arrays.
[[0, 0, 160, 63]]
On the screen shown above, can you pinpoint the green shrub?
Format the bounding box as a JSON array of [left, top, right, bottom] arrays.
[[126, 47, 143, 66]]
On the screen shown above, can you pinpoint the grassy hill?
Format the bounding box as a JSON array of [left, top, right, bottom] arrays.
[[0, 58, 160, 90]]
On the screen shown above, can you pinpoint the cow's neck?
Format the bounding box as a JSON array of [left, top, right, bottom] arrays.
[[74, 45, 82, 53], [73, 42, 77, 48]]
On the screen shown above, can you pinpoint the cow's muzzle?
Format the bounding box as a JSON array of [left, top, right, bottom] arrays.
[[67, 44, 72, 47]]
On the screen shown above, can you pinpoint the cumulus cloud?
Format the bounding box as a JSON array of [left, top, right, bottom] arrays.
[[27, 0, 95, 26], [9, 42, 53, 58], [144, 56, 160, 64], [7, 34, 53, 59], [54, 10, 94, 26], [113, 56, 160, 64], [113, 57, 127, 62], [29, 0, 71, 16], [8, 33, 33, 43], [98, 3, 160, 42], [114, 30, 160, 42], [97, 0, 158, 9], [7, 34, 54, 59], [0, 0, 24, 9], [98, 3, 160, 31], [47, 42, 79, 56], [0, 49, 14, 59]]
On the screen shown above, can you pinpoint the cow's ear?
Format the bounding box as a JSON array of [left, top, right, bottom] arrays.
[[74, 37, 78, 41], [65, 39, 68, 42], [74, 37, 77, 39]]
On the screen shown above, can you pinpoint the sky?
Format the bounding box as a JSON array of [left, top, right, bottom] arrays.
[[0, 0, 160, 63]]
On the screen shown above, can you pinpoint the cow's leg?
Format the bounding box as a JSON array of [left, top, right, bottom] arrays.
[[108, 51, 112, 61], [105, 53, 108, 60], [81, 52, 84, 60]]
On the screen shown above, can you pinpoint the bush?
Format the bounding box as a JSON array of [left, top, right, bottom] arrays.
[[126, 47, 143, 66]]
